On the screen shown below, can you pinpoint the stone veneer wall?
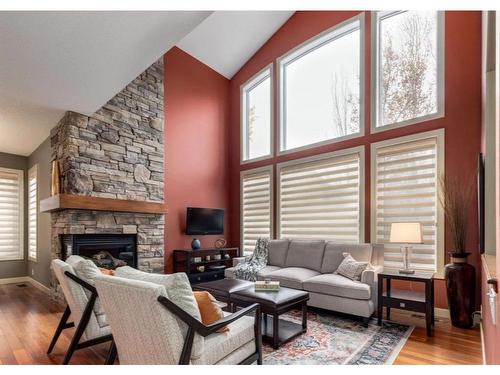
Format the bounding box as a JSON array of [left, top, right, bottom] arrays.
[[50, 59, 165, 280]]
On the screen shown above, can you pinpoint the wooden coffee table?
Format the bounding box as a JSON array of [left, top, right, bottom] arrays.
[[230, 287, 309, 349]]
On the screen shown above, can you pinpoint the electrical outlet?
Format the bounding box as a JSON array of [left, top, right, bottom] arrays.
[[31, 269, 35, 276]]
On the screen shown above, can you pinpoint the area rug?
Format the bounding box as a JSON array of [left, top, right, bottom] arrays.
[[263, 309, 414, 365]]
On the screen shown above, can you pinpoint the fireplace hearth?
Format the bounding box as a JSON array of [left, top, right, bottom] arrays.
[[61, 234, 137, 269]]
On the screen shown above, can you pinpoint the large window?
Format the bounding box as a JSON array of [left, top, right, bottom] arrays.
[[28, 165, 38, 261], [279, 16, 363, 153], [371, 130, 444, 272], [277, 147, 364, 242], [241, 166, 273, 255], [0, 167, 24, 261], [241, 67, 272, 162], [373, 11, 444, 130]]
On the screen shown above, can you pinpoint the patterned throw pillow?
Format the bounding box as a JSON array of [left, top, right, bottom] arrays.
[[335, 253, 368, 281]]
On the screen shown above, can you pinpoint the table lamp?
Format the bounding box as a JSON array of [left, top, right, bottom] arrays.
[[389, 222, 423, 274]]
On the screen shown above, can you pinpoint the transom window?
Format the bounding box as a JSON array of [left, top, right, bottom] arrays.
[[241, 67, 272, 162], [373, 11, 444, 130], [279, 16, 363, 153]]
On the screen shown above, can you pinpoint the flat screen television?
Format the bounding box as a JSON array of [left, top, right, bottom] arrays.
[[186, 207, 224, 235]]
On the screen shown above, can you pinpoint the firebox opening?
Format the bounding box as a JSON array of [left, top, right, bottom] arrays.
[[61, 234, 137, 270]]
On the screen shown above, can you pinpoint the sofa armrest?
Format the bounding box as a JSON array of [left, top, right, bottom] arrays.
[[361, 265, 384, 286], [232, 256, 248, 267]]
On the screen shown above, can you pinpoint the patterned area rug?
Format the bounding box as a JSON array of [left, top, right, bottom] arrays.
[[263, 309, 413, 365]]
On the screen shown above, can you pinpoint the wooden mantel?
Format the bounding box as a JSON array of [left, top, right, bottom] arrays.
[[40, 194, 167, 214]]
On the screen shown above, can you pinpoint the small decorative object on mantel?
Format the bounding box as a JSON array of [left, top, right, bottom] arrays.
[[196, 266, 205, 273], [214, 238, 227, 249], [51, 160, 61, 196], [191, 238, 201, 250], [389, 222, 423, 275], [193, 257, 202, 263], [439, 173, 476, 329]]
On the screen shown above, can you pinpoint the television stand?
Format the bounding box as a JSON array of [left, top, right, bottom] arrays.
[[173, 247, 240, 284]]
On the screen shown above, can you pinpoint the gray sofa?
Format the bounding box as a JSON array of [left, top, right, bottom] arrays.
[[225, 239, 384, 319]]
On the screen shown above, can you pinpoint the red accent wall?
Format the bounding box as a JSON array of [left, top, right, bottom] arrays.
[[228, 11, 483, 309], [164, 47, 231, 273]]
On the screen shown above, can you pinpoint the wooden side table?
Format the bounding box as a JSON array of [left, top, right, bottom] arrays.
[[377, 269, 435, 336]]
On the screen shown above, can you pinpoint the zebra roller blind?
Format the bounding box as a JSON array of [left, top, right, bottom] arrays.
[[241, 167, 273, 255], [373, 132, 443, 272], [278, 149, 363, 242], [0, 168, 24, 261], [28, 165, 38, 261]]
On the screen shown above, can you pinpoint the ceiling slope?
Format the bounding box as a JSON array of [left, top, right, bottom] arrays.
[[177, 11, 294, 79], [0, 11, 211, 155]]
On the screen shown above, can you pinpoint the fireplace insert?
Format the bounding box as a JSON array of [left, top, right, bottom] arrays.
[[61, 234, 137, 269]]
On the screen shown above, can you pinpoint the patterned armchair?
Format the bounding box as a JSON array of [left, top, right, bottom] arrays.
[[49, 258, 114, 364], [95, 273, 262, 365]]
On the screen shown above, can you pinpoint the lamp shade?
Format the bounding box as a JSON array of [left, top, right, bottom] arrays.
[[389, 222, 423, 244]]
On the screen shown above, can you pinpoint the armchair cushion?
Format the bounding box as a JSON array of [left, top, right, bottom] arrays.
[[69, 256, 107, 316], [192, 313, 255, 365]]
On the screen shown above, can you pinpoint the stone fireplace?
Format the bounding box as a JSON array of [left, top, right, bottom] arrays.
[[46, 59, 165, 291]]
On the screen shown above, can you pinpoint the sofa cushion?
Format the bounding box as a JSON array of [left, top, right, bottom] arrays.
[[267, 240, 290, 267], [256, 265, 282, 280], [321, 242, 373, 274], [285, 240, 326, 272], [303, 274, 371, 300], [267, 267, 320, 289]]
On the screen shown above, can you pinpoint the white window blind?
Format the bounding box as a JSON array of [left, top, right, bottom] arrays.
[[0, 168, 24, 261], [278, 149, 363, 242], [372, 131, 443, 272], [241, 167, 273, 255], [28, 165, 38, 261]]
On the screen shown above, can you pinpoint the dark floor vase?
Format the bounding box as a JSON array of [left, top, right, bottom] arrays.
[[445, 253, 476, 328]]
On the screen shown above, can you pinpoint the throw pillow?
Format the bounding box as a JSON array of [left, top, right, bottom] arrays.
[[193, 291, 229, 333], [99, 267, 115, 276], [335, 253, 368, 281]]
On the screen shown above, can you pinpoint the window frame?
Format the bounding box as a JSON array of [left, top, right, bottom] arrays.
[[240, 165, 274, 255], [371, 11, 445, 133], [277, 13, 365, 155], [240, 64, 274, 164], [370, 128, 445, 274], [276, 145, 365, 243], [0, 167, 24, 262], [28, 164, 38, 262]]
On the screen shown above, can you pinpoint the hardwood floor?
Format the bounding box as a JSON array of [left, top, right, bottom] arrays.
[[0, 282, 483, 365]]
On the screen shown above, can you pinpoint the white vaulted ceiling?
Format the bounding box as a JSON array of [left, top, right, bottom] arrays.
[[0, 11, 294, 156], [177, 11, 294, 78], [0, 11, 211, 156]]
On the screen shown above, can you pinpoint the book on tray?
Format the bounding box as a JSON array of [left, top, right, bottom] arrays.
[[255, 280, 280, 291]]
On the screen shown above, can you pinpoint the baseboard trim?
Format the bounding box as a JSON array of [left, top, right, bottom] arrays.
[[0, 276, 30, 285], [28, 277, 51, 295], [434, 307, 450, 319]]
